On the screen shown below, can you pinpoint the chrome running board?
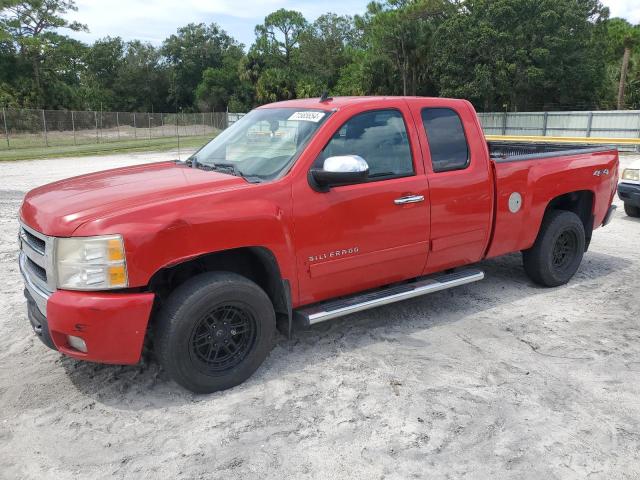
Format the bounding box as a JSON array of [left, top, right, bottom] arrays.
[[295, 268, 485, 326]]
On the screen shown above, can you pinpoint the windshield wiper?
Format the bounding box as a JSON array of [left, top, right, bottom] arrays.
[[184, 158, 234, 174], [209, 162, 241, 176], [184, 158, 263, 183]]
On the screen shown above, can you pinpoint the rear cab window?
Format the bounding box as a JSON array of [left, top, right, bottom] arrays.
[[421, 108, 470, 173]]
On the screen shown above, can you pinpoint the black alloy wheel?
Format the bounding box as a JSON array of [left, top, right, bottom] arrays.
[[189, 304, 257, 373], [551, 230, 578, 273], [155, 272, 275, 393], [523, 210, 585, 287]]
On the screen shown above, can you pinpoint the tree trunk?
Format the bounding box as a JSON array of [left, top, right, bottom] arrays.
[[399, 36, 407, 96], [402, 59, 408, 96], [411, 67, 416, 96], [618, 46, 631, 110], [32, 55, 43, 108]]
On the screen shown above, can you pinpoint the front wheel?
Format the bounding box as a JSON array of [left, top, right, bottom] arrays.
[[155, 272, 275, 393], [624, 203, 640, 218], [523, 210, 586, 287]]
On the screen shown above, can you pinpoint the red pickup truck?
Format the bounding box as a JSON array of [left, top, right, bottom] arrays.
[[19, 97, 619, 393]]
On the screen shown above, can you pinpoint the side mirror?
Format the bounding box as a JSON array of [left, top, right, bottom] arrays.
[[309, 155, 369, 192]]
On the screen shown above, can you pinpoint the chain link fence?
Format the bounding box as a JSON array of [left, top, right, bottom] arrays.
[[0, 108, 237, 150], [3, 108, 639, 152]]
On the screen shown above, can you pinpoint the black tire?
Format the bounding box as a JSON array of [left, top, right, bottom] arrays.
[[155, 272, 275, 393], [624, 203, 640, 218], [522, 210, 586, 287]]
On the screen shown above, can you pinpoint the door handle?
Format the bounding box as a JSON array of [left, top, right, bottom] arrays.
[[394, 195, 425, 205]]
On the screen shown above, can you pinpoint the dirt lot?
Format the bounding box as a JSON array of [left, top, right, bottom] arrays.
[[1, 151, 639, 479]]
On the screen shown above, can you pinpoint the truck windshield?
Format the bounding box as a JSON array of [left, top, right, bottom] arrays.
[[187, 108, 330, 181]]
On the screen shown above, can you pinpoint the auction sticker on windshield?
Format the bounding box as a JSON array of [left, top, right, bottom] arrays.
[[288, 111, 326, 122]]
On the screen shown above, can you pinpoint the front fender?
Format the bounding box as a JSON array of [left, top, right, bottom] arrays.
[[73, 181, 298, 299]]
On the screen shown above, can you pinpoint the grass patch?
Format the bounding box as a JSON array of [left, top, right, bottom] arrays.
[[0, 135, 211, 161]]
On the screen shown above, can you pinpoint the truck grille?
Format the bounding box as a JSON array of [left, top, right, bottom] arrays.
[[22, 228, 46, 254], [19, 223, 55, 294], [26, 256, 47, 282]]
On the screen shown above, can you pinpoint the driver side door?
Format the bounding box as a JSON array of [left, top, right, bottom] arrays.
[[291, 103, 431, 306]]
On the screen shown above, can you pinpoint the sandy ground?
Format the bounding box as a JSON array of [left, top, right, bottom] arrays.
[[0, 151, 639, 480]]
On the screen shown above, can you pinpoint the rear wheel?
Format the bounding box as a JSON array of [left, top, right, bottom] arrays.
[[624, 203, 640, 218], [155, 272, 275, 393], [523, 210, 585, 287]]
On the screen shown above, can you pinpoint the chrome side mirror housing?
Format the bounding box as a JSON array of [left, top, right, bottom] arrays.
[[309, 155, 370, 192]]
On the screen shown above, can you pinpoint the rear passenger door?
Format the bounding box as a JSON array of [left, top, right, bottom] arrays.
[[408, 99, 493, 274]]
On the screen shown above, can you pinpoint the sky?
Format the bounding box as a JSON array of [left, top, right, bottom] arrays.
[[67, 0, 640, 48]]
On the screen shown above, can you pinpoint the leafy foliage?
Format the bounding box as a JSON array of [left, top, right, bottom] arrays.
[[0, 0, 637, 112], [432, 0, 609, 110], [162, 23, 244, 110]]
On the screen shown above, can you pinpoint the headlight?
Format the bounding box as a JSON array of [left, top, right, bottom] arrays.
[[56, 235, 128, 290], [622, 169, 639, 181]]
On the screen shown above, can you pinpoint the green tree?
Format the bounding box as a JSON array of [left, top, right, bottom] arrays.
[[602, 18, 640, 108], [195, 51, 253, 111], [0, 0, 87, 107], [81, 37, 171, 112], [81, 36, 125, 109], [333, 50, 368, 95], [162, 23, 244, 110], [254, 9, 307, 68], [113, 40, 169, 112], [355, 0, 451, 96], [40, 35, 86, 108], [255, 67, 295, 103], [431, 0, 609, 111], [248, 9, 308, 103], [298, 13, 356, 94]]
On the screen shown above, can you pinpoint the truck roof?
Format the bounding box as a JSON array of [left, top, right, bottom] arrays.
[[258, 96, 468, 111]]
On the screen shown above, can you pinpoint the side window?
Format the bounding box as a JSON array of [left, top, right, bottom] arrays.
[[421, 108, 470, 173], [317, 109, 414, 179]]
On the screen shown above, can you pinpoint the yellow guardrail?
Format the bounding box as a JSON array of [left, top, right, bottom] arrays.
[[486, 135, 640, 145]]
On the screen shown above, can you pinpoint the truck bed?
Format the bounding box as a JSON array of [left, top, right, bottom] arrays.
[[488, 142, 611, 162], [485, 142, 619, 260]]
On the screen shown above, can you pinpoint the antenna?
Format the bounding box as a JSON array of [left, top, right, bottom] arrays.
[[320, 91, 333, 103]]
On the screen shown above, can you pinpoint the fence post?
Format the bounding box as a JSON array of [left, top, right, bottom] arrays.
[[586, 112, 594, 138], [542, 112, 548, 137], [148, 114, 152, 142], [133, 113, 137, 139], [2, 107, 9, 148], [71, 110, 76, 145], [42, 109, 49, 147], [501, 111, 507, 136], [160, 112, 164, 137], [116, 111, 120, 140], [202, 112, 205, 136], [176, 112, 181, 160], [94, 111, 99, 143], [636, 112, 640, 153]]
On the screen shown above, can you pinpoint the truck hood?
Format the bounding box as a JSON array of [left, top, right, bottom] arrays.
[[20, 161, 247, 236]]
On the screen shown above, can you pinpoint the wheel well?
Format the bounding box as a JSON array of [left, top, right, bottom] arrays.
[[148, 247, 289, 317], [544, 190, 594, 249]]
